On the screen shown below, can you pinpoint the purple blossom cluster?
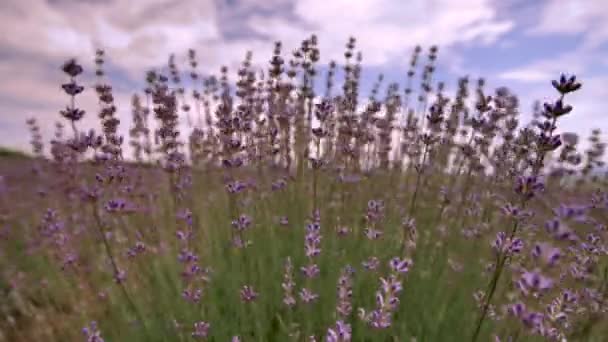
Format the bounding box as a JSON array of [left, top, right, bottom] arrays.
[[358, 257, 413, 329]]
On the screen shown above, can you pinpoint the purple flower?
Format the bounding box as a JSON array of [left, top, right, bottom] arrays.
[[365, 199, 385, 222], [226, 180, 247, 194], [514, 176, 544, 200], [278, 216, 289, 226], [177, 209, 194, 227], [326, 320, 351, 342], [364, 227, 383, 240], [336, 266, 354, 318], [114, 269, 127, 284], [315, 99, 333, 121], [551, 74, 582, 94], [562, 289, 578, 304], [305, 241, 321, 258], [307, 222, 321, 233], [543, 100, 573, 118], [232, 236, 252, 249], [518, 269, 553, 294], [501, 203, 532, 220], [60, 252, 78, 270], [192, 321, 210, 339], [240, 285, 258, 302], [62, 59, 83, 77], [544, 218, 560, 234], [521, 311, 544, 329], [299, 288, 319, 303], [60, 107, 86, 122], [362, 257, 380, 271], [493, 335, 514, 342], [380, 275, 403, 297], [545, 219, 577, 242], [389, 257, 413, 274], [82, 321, 104, 342], [301, 263, 320, 278], [176, 230, 192, 241], [305, 222, 322, 257], [223, 157, 243, 168], [282, 257, 296, 307], [508, 302, 526, 317], [182, 266, 212, 283], [359, 308, 392, 329], [105, 198, 135, 213], [336, 226, 351, 236], [62, 81, 85, 96], [532, 243, 561, 266], [271, 178, 288, 191], [491, 232, 523, 255], [232, 214, 252, 231], [178, 249, 198, 263], [309, 157, 324, 169], [359, 274, 403, 330], [182, 288, 203, 303]]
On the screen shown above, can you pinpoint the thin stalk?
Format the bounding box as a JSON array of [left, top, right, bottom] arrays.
[[470, 216, 521, 341], [472, 108, 562, 341], [91, 204, 148, 335], [401, 141, 429, 255], [407, 142, 429, 215]]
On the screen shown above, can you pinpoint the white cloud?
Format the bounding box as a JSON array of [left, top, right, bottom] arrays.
[[0, 0, 515, 78], [0, 0, 515, 153], [45, 26, 95, 56], [497, 50, 588, 83], [529, 0, 608, 50], [499, 70, 554, 82], [491, 0, 606, 128], [249, 0, 514, 66]]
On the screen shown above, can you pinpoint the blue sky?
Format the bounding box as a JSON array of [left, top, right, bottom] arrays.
[[1, 0, 607, 154]]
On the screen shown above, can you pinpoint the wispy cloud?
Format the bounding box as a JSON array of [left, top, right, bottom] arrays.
[[497, 50, 589, 83], [493, 0, 607, 145], [529, 0, 608, 50], [0, 0, 605, 155]]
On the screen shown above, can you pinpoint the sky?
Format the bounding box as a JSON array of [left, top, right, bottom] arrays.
[[1, 0, 607, 156]]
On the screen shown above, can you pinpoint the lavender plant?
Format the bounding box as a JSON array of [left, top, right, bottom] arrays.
[[0, 35, 606, 342]]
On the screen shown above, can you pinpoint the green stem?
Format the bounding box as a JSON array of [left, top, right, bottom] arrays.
[[91, 204, 149, 336]]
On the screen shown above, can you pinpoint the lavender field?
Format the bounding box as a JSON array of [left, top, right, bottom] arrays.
[[0, 34, 607, 342]]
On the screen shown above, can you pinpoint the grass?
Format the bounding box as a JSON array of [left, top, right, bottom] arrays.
[[0, 147, 29, 159]]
